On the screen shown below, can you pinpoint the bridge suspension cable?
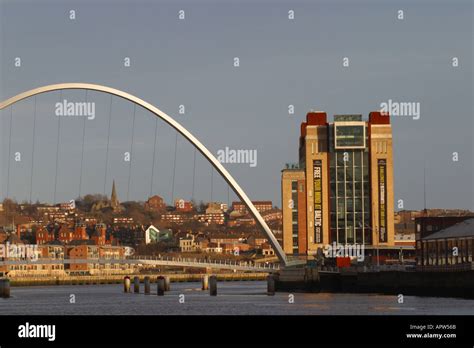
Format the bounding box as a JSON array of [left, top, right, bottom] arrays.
[[29, 96, 37, 203], [53, 90, 63, 203], [103, 94, 113, 196], [191, 148, 196, 201], [78, 90, 88, 198], [149, 117, 159, 197], [6, 105, 13, 198], [210, 166, 214, 202], [171, 132, 178, 204], [0, 83, 288, 266], [127, 103, 137, 201]]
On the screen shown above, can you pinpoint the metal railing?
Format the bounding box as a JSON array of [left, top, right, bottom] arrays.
[[128, 255, 280, 270], [416, 262, 474, 272]]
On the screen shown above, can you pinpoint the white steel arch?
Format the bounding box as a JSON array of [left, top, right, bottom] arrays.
[[0, 83, 288, 265]]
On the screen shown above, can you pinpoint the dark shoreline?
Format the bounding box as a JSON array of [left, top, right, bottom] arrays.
[[275, 270, 474, 300]]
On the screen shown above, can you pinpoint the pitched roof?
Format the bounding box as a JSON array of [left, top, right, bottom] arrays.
[[422, 218, 474, 240]]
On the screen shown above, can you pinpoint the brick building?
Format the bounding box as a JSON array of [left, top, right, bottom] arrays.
[[232, 201, 273, 215], [145, 195, 166, 212], [282, 112, 395, 256]]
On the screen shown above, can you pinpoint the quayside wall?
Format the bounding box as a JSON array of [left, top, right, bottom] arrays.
[[275, 269, 474, 299]]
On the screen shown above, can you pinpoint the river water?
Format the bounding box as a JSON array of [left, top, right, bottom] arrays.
[[1, 281, 474, 315]]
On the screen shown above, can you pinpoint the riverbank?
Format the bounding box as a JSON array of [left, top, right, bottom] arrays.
[[275, 268, 474, 299], [9, 272, 267, 286]]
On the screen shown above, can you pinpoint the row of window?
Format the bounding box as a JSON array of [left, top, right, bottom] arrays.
[[329, 150, 372, 245], [330, 167, 370, 182], [329, 149, 369, 167], [330, 212, 370, 225], [331, 182, 370, 196], [291, 181, 299, 250], [331, 198, 371, 213], [422, 239, 474, 265], [330, 228, 373, 245]]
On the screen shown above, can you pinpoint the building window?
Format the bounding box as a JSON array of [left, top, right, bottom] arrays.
[[292, 211, 298, 221], [330, 149, 371, 245], [291, 181, 298, 191], [290, 180, 299, 253]]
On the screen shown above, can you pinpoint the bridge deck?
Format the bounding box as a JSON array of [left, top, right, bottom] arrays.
[[0, 256, 281, 272]]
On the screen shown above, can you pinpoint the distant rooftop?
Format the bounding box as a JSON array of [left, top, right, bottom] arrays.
[[422, 218, 474, 240]]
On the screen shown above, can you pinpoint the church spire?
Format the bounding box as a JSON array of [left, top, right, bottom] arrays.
[[111, 180, 119, 210]]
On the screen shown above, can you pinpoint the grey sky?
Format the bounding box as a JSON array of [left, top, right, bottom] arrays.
[[0, 0, 473, 210]]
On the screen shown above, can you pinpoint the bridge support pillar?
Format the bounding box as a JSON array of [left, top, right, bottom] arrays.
[[157, 276, 165, 296], [0, 278, 10, 298], [144, 276, 151, 295], [133, 276, 140, 293], [202, 275, 209, 290], [123, 276, 131, 293], [164, 276, 171, 291], [209, 275, 217, 296], [304, 267, 321, 292], [267, 274, 275, 296]]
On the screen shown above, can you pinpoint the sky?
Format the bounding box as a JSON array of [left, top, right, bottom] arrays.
[[0, 0, 473, 210]]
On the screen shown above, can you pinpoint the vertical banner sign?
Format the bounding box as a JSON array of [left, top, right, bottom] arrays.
[[378, 159, 387, 243], [313, 160, 323, 243]]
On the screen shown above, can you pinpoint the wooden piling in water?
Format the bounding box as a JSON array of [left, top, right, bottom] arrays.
[[144, 276, 151, 295], [202, 275, 209, 290], [0, 278, 10, 298], [157, 276, 165, 296], [164, 276, 171, 291], [209, 275, 217, 296], [123, 276, 131, 293], [267, 274, 275, 296], [133, 276, 140, 293]]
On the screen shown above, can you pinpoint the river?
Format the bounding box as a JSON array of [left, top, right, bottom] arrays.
[[1, 281, 474, 315]]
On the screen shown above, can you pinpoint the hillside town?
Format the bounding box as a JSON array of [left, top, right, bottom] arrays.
[[0, 181, 283, 276], [1, 180, 473, 277]]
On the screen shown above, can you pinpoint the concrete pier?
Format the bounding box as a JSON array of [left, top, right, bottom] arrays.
[[157, 276, 165, 296], [144, 276, 151, 295], [267, 274, 275, 296], [202, 275, 209, 290], [209, 275, 217, 296], [133, 276, 140, 293], [275, 268, 474, 299], [123, 276, 131, 293], [164, 276, 171, 291], [0, 278, 10, 298]]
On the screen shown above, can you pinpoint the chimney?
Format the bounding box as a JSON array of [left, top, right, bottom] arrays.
[[369, 111, 390, 125]]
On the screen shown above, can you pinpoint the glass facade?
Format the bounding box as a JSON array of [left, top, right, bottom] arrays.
[[329, 125, 372, 245], [334, 125, 365, 148], [291, 181, 299, 253]]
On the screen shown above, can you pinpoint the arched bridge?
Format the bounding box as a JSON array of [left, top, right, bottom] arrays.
[[0, 255, 280, 272], [0, 83, 294, 267]]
